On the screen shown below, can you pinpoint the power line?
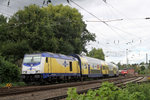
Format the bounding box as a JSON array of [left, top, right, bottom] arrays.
[[86, 19, 123, 22], [68, 0, 139, 53], [69, 0, 108, 26], [68, 0, 142, 41], [102, 2, 147, 39], [86, 17, 150, 22]]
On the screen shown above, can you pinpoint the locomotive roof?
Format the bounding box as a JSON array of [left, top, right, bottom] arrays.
[[25, 52, 75, 60]]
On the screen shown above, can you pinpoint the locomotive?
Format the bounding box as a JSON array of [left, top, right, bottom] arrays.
[[22, 52, 119, 82]]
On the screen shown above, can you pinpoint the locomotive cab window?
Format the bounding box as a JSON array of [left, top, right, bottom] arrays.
[[69, 62, 72, 71], [46, 57, 48, 63], [23, 56, 41, 63]]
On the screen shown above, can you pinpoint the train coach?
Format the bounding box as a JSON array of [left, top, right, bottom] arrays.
[[22, 52, 119, 82]]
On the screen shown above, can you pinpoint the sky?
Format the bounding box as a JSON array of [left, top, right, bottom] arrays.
[[0, 0, 150, 64]]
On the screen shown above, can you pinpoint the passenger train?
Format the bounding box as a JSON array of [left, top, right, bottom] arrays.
[[22, 52, 119, 82]]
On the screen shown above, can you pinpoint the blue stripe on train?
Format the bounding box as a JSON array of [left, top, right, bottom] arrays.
[[109, 74, 115, 76], [42, 73, 81, 78], [88, 74, 103, 77], [23, 62, 40, 67]]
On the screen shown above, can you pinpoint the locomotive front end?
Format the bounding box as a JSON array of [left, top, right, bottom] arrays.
[[22, 54, 43, 81]]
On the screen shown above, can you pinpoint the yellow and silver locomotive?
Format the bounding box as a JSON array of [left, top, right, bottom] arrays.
[[22, 52, 119, 82], [22, 52, 80, 82]]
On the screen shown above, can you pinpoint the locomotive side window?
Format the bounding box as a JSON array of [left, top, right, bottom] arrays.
[[46, 57, 48, 63], [69, 62, 72, 71]]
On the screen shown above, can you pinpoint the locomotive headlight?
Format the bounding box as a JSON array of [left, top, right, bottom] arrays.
[[22, 71, 27, 74], [36, 70, 40, 73]]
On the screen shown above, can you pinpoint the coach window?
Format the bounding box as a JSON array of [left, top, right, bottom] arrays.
[[103, 66, 105, 70], [84, 64, 87, 69], [69, 62, 72, 71], [46, 57, 48, 63]]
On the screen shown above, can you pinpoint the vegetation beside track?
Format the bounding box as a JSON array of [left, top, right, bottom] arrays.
[[0, 56, 26, 87], [0, 82, 26, 88], [0, 56, 20, 83], [67, 82, 150, 100]]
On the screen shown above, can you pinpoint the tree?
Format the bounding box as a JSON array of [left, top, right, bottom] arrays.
[[0, 40, 31, 66], [87, 48, 105, 60], [140, 66, 145, 71], [140, 62, 145, 65], [117, 62, 122, 70], [0, 56, 20, 83], [0, 15, 8, 44], [0, 4, 95, 64]]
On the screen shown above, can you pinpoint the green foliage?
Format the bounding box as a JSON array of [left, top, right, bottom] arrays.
[[140, 66, 145, 71], [0, 15, 8, 42], [0, 40, 31, 64], [0, 82, 26, 88], [117, 62, 123, 70], [87, 48, 105, 60], [0, 15, 7, 23], [67, 88, 78, 100], [138, 66, 150, 75], [0, 56, 20, 83], [67, 82, 150, 100], [0, 4, 95, 64]]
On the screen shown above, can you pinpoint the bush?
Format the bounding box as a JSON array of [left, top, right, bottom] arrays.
[[67, 82, 150, 100], [0, 56, 20, 83]]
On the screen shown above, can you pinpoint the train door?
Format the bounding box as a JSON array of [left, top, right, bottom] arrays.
[[100, 64, 102, 75], [69, 61, 73, 73], [102, 65, 105, 75], [49, 58, 52, 73], [82, 63, 84, 74], [102, 65, 107, 75], [77, 61, 80, 74], [44, 57, 48, 73], [44, 57, 51, 73], [88, 64, 90, 74]]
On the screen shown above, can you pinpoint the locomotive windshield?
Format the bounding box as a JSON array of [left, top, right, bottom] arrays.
[[23, 55, 41, 63]]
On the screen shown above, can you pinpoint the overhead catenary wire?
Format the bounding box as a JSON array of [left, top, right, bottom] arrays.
[[68, 0, 142, 41], [68, 0, 137, 58], [68, 0, 126, 52], [87, 22, 127, 57], [68, 0, 150, 63], [99, 2, 150, 42], [87, 0, 145, 58], [86, 17, 150, 22], [100, 0, 150, 43], [102, 2, 146, 39], [69, 0, 109, 26]]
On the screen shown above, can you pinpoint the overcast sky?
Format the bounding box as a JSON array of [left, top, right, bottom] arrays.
[[1, 0, 150, 64]]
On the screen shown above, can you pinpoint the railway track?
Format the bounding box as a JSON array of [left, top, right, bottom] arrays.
[[0, 76, 131, 96], [0, 76, 145, 100], [45, 76, 144, 100]]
